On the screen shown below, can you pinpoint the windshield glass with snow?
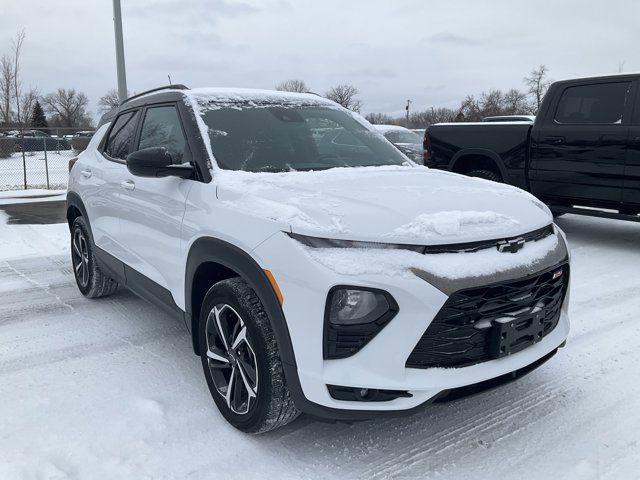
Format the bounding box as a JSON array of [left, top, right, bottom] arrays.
[[199, 105, 408, 172]]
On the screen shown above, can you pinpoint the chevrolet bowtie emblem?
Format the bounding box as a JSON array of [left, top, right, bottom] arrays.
[[497, 237, 525, 253]]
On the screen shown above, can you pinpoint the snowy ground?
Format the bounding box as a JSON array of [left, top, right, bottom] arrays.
[[1, 212, 639, 480], [0, 151, 72, 191]]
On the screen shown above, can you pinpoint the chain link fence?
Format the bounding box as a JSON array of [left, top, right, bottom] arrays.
[[0, 127, 95, 191]]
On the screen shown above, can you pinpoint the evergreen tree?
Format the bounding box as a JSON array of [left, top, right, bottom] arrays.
[[30, 100, 48, 128]]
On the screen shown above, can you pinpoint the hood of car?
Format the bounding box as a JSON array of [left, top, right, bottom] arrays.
[[216, 165, 552, 245]]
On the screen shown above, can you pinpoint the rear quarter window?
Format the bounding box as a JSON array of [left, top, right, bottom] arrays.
[[554, 82, 632, 125]]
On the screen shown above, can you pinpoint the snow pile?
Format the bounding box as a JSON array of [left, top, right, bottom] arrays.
[[301, 234, 559, 280], [215, 166, 416, 234], [386, 211, 520, 240], [220, 194, 348, 235], [216, 164, 416, 191]]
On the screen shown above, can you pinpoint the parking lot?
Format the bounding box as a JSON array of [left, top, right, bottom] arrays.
[[1, 202, 639, 480]]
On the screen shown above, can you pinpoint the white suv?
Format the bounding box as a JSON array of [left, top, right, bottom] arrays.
[[67, 86, 570, 433]]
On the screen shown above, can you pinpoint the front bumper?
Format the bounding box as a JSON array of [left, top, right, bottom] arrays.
[[252, 230, 570, 416]]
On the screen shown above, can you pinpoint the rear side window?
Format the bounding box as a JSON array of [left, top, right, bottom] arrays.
[[554, 82, 632, 124], [104, 110, 140, 159], [138, 105, 187, 163]]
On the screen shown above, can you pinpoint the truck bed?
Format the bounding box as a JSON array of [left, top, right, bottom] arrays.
[[426, 122, 533, 191]]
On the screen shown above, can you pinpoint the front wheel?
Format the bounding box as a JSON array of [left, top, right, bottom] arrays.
[[199, 277, 299, 433]]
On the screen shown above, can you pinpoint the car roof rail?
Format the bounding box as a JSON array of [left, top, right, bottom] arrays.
[[120, 84, 189, 106]]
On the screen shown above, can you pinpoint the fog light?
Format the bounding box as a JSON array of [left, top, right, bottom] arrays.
[[329, 288, 391, 325], [324, 286, 399, 359]]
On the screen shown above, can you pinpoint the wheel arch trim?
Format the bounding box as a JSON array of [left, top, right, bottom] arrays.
[[66, 191, 92, 237], [449, 148, 510, 182], [185, 236, 297, 370]]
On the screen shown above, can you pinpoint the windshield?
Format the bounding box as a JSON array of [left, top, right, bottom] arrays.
[[198, 104, 409, 172], [383, 130, 422, 144]]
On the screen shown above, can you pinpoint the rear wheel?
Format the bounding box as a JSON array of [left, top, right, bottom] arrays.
[[71, 216, 118, 298], [466, 169, 502, 183], [199, 277, 299, 433]]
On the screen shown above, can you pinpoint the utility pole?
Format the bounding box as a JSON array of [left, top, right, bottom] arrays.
[[112, 0, 128, 103], [405, 99, 411, 125]]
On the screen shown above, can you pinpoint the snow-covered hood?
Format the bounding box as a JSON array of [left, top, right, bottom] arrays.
[[215, 165, 552, 245]]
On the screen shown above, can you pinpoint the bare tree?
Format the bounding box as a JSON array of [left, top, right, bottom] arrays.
[[479, 89, 505, 117], [42, 88, 91, 127], [408, 107, 457, 128], [11, 30, 26, 127], [98, 89, 124, 113], [0, 55, 14, 125], [325, 84, 363, 112], [503, 88, 532, 115], [275, 79, 310, 93], [459, 94, 482, 121], [365, 112, 394, 124], [524, 65, 551, 112], [19, 87, 39, 125]]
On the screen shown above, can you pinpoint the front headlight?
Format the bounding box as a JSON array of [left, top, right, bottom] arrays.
[[287, 232, 423, 252]]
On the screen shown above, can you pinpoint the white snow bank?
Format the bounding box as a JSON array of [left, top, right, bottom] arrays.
[[301, 234, 559, 280], [0, 189, 66, 205], [0, 211, 69, 260], [386, 211, 520, 240]]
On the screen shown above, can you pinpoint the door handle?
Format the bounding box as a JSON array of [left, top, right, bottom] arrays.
[[120, 180, 135, 191], [544, 136, 565, 144], [80, 169, 92, 178]]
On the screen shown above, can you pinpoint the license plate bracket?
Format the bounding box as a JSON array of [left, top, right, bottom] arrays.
[[489, 312, 546, 358]]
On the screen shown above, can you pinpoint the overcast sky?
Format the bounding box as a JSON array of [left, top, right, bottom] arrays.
[[1, 0, 638, 119]]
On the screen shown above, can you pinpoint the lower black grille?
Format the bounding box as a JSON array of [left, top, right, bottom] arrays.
[[406, 263, 569, 369]]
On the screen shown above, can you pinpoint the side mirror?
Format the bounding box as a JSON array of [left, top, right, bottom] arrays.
[[126, 147, 193, 179]]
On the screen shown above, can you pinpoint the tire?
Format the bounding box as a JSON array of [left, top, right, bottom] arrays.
[[466, 169, 502, 183], [71, 216, 118, 298], [199, 277, 299, 434]]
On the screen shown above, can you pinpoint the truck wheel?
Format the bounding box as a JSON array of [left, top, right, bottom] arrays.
[[199, 277, 300, 434], [467, 169, 502, 183], [71, 216, 118, 298]]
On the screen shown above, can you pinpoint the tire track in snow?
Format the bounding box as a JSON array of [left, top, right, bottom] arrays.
[[0, 255, 187, 373]]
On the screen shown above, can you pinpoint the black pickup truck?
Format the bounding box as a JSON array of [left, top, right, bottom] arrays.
[[424, 73, 640, 220]]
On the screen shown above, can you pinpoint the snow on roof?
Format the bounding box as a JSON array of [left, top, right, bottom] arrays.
[[433, 121, 534, 126], [372, 124, 411, 133], [184, 87, 336, 107]]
